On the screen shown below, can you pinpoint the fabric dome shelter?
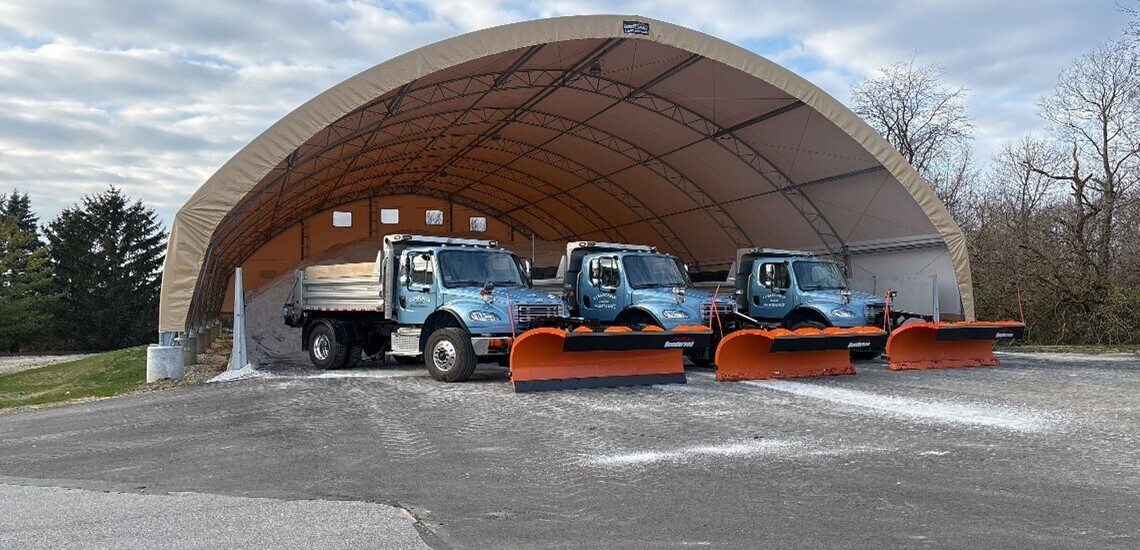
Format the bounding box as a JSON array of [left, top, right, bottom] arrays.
[[158, 14, 975, 334]]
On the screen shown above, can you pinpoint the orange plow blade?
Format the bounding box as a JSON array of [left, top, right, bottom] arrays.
[[510, 325, 711, 392], [886, 321, 1026, 370], [715, 326, 887, 381]]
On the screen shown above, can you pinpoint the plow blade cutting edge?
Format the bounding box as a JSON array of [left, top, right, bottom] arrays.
[[886, 321, 1026, 370], [510, 325, 711, 392], [715, 327, 887, 381]]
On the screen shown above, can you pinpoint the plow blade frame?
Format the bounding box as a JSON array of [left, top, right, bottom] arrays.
[[715, 327, 886, 381], [562, 326, 713, 352], [886, 321, 1026, 370], [510, 326, 709, 392]]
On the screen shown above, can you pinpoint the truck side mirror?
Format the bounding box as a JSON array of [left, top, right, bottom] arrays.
[[588, 259, 601, 287], [523, 258, 533, 279], [763, 279, 774, 289]]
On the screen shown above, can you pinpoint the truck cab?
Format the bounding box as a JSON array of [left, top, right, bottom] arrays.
[[733, 248, 886, 332], [558, 241, 736, 330], [550, 241, 735, 365]]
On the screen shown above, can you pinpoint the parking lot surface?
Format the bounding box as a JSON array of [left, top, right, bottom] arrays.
[[0, 353, 1137, 549]]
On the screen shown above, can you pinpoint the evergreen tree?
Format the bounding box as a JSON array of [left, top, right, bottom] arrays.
[[0, 192, 55, 351], [4, 191, 41, 239], [44, 187, 167, 350]]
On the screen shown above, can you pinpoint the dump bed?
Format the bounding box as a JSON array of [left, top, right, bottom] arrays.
[[292, 261, 382, 312]]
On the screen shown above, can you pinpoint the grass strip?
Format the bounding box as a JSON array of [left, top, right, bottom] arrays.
[[0, 346, 146, 410]]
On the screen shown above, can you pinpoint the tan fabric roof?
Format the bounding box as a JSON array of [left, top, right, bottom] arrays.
[[159, 14, 974, 331]]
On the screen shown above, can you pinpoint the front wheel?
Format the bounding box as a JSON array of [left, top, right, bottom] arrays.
[[686, 348, 715, 368], [424, 328, 477, 382], [851, 350, 881, 361], [789, 320, 827, 330]]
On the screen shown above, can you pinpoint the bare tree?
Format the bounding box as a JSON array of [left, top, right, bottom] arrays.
[[1032, 38, 1140, 280], [975, 37, 1140, 344], [850, 60, 975, 217]]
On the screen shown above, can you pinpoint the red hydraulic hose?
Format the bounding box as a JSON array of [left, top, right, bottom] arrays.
[[711, 284, 723, 332], [1016, 283, 1025, 324]]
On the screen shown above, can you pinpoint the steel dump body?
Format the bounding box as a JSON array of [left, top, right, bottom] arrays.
[[291, 263, 381, 312]]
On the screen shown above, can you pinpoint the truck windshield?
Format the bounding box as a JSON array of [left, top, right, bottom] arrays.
[[437, 250, 525, 288], [793, 260, 848, 291], [622, 254, 691, 289]]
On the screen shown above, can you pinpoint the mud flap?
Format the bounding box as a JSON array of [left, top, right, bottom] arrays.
[[714, 327, 887, 381], [886, 321, 1026, 370], [509, 325, 711, 392]]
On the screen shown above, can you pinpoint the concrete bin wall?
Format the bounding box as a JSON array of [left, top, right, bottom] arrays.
[[146, 345, 183, 382], [175, 337, 197, 368]]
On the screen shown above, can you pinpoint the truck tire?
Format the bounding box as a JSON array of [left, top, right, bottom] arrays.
[[424, 327, 477, 382], [686, 349, 715, 368], [617, 309, 660, 330], [789, 320, 827, 330], [309, 322, 347, 370], [340, 345, 363, 369]]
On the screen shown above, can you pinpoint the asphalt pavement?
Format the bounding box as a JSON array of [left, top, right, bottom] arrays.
[[0, 352, 1137, 549]]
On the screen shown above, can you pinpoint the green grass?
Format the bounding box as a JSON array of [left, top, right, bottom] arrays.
[[0, 346, 147, 410]]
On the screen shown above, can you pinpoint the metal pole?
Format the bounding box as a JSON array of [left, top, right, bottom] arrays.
[[228, 267, 249, 371], [931, 274, 940, 322]]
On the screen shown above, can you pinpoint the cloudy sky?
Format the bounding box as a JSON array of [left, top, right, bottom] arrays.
[[0, 0, 1130, 228]]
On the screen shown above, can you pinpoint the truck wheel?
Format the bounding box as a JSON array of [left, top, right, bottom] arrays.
[[309, 322, 347, 370], [686, 349, 715, 368], [424, 328, 477, 382], [789, 320, 826, 330], [340, 345, 363, 369], [851, 350, 881, 361], [618, 310, 660, 331]]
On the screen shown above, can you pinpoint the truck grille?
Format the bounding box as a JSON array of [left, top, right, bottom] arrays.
[[701, 302, 736, 322], [512, 304, 561, 327], [865, 304, 886, 326]]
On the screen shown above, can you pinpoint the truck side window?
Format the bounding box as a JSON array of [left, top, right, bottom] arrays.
[[409, 253, 433, 286], [597, 257, 620, 288], [761, 262, 790, 290]]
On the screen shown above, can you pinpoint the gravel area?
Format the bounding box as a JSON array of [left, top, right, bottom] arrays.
[[0, 355, 90, 376]]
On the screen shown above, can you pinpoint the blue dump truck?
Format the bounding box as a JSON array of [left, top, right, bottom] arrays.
[[537, 241, 737, 365], [727, 248, 888, 357], [284, 234, 567, 381]]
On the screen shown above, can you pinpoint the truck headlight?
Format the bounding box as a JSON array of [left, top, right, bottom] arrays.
[[468, 311, 501, 323], [830, 308, 856, 318], [661, 309, 691, 319]]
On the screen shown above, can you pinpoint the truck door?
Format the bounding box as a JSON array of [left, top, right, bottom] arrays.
[[750, 261, 793, 321], [578, 255, 625, 322], [396, 251, 436, 324]]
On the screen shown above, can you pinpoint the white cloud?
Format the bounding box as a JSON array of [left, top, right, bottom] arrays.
[[0, 0, 1129, 227]]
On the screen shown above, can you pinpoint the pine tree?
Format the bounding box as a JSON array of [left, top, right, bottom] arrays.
[[44, 187, 167, 350], [0, 192, 54, 351], [4, 191, 41, 239]]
